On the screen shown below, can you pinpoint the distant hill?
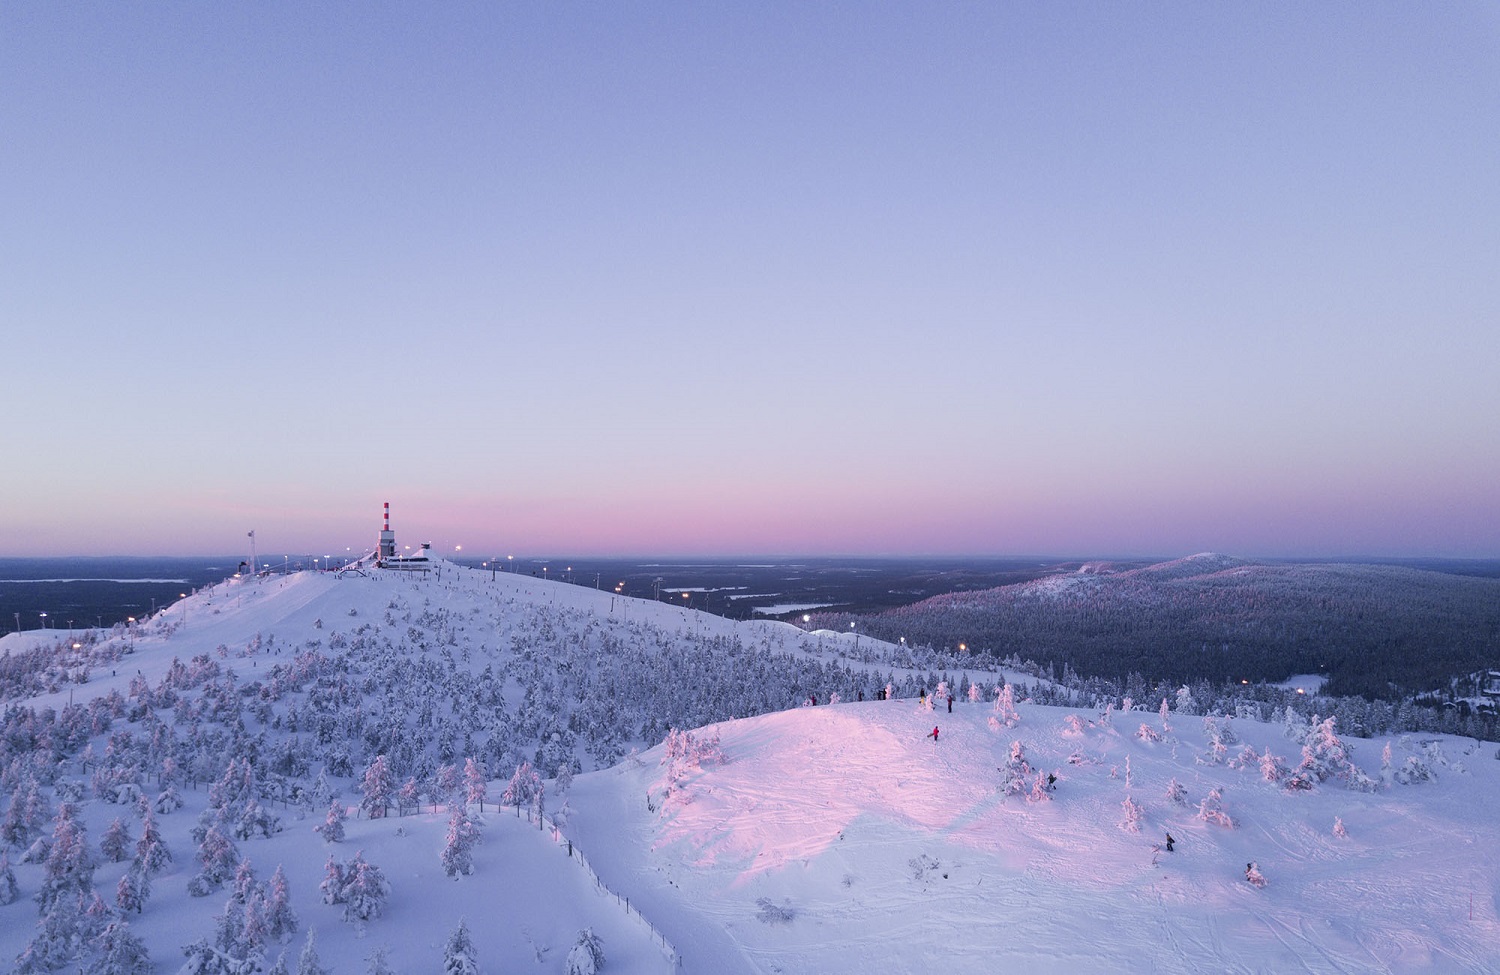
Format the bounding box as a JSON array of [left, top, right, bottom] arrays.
[[815, 555, 1500, 699]]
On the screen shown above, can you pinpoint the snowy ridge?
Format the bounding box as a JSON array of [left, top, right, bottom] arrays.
[[571, 700, 1500, 974], [1, 562, 1496, 974]]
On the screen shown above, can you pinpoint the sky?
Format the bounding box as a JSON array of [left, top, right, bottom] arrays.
[[3, 3, 1498, 559]]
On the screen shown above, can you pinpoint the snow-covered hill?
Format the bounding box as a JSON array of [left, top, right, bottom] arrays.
[[1, 564, 1496, 973]]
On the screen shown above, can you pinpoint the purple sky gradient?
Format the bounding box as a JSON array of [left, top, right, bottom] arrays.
[[3, 4, 1497, 558]]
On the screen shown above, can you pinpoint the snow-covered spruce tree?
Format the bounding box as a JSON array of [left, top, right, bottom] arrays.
[[133, 807, 172, 875], [1136, 723, 1161, 743], [189, 822, 240, 897], [365, 945, 395, 975], [989, 684, 1021, 731], [1001, 741, 1032, 796], [319, 855, 347, 906], [296, 927, 331, 975], [36, 802, 96, 918], [565, 928, 605, 975], [441, 807, 481, 878], [315, 800, 346, 843], [1159, 697, 1172, 733], [1287, 716, 1377, 792], [361, 754, 394, 819], [15, 890, 86, 974], [463, 757, 488, 811], [84, 917, 151, 975], [154, 783, 184, 815], [115, 863, 149, 914], [501, 762, 539, 815], [0, 849, 20, 905], [1245, 861, 1267, 888], [443, 918, 479, 975], [1164, 778, 1188, 805], [264, 864, 298, 943], [100, 817, 132, 863], [1196, 787, 1234, 828], [397, 777, 420, 816], [340, 851, 390, 924], [234, 799, 282, 841], [1119, 796, 1143, 833], [266, 953, 290, 975]]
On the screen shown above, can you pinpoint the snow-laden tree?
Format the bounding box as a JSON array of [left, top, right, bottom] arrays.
[[441, 807, 481, 878], [319, 855, 346, 906], [189, 822, 240, 896], [84, 917, 151, 975], [115, 864, 149, 914], [296, 927, 331, 975], [340, 851, 390, 923], [443, 918, 479, 975], [1159, 697, 1172, 732], [1164, 777, 1188, 805], [1196, 787, 1234, 828], [990, 684, 1020, 730], [1001, 740, 1032, 796], [565, 928, 605, 975], [234, 799, 282, 841], [463, 757, 488, 811], [1119, 795, 1143, 832], [100, 817, 132, 863], [36, 802, 96, 918], [264, 864, 298, 943], [1136, 723, 1161, 743], [134, 807, 172, 876], [360, 755, 394, 819], [314, 801, 346, 844], [0, 849, 20, 905], [1287, 715, 1376, 792], [1245, 861, 1267, 888], [501, 762, 540, 814], [365, 945, 395, 975]]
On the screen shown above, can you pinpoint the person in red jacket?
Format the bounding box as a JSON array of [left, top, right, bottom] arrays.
[[927, 726, 939, 742]]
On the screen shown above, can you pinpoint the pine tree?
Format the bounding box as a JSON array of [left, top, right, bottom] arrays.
[[443, 918, 479, 975]]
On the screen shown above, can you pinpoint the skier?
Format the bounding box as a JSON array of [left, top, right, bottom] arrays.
[[1047, 772, 1057, 791], [927, 726, 939, 742], [1164, 833, 1174, 853], [947, 695, 953, 713]]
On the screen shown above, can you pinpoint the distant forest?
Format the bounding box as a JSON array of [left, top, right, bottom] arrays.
[[809, 555, 1500, 701]]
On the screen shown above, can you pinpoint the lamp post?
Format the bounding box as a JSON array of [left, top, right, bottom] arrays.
[[38, 612, 47, 630]]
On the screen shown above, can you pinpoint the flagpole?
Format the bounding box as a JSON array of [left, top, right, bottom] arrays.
[[249, 530, 256, 576]]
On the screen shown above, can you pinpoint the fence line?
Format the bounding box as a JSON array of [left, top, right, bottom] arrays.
[[520, 804, 682, 971]]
